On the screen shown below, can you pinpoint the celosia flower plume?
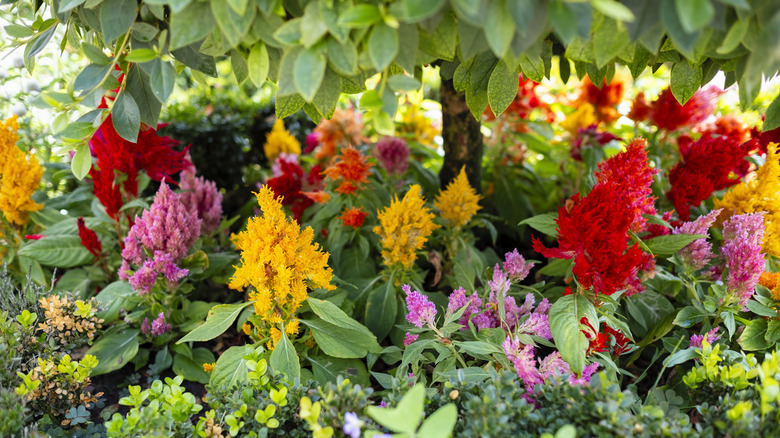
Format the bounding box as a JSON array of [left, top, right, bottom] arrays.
[[179, 156, 223, 235], [311, 107, 363, 160], [77, 217, 102, 260], [373, 185, 439, 269], [649, 86, 722, 132], [339, 206, 368, 228], [720, 213, 765, 307], [374, 137, 410, 176], [434, 167, 482, 228], [0, 115, 43, 225], [575, 76, 624, 124], [404, 285, 437, 328], [673, 209, 721, 270], [323, 145, 374, 195], [263, 119, 301, 161], [229, 185, 335, 349], [561, 103, 597, 134], [265, 154, 323, 221], [570, 124, 621, 161]]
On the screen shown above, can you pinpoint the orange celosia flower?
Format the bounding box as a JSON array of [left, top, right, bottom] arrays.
[[339, 207, 368, 228], [627, 92, 652, 122], [202, 363, 215, 372], [759, 271, 780, 301], [323, 145, 374, 195], [312, 107, 363, 160], [576, 76, 624, 124]]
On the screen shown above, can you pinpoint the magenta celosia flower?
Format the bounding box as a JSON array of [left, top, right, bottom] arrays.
[[503, 249, 534, 282], [403, 285, 436, 328], [535, 298, 551, 314], [721, 213, 765, 306], [374, 137, 410, 176], [690, 327, 721, 348], [538, 352, 599, 385], [502, 336, 542, 390], [674, 209, 722, 270], [141, 317, 151, 335], [179, 158, 223, 235], [128, 251, 189, 294], [488, 264, 511, 296], [446, 287, 482, 326], [151, 312, 172, 336], [517, 312, 552, 340], [403, 332, 419, 346]]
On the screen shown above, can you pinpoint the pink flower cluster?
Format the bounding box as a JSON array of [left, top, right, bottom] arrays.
[[503, 335, 598, 392], [179, 156, 223, 235], [373, 137, 410, 176], [690, 327, 721, 348], [404, 284, 437, 328], [721, 213, 765, 306], [141, 312, 172, 337], [673, 209, 721, 270]]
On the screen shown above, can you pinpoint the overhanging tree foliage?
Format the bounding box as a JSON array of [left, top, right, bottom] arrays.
[[3, 0, 780, 183]]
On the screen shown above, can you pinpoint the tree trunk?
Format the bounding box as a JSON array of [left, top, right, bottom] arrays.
[[439, 76, 483, 191]]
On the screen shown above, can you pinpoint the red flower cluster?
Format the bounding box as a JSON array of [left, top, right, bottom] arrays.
[[576, 76, 624, 124], [594, 138, 658, 232], [265, 156, 323, 221], [581, 317, 632, 356], [700, 115, 752, 144], [338, 206, 368, 228], [667, 133, 757, 220], [534, 139, 657, 296], [649, 86, 722, 132], [322, 145, 373, 195], [77, 217, 102, 260]]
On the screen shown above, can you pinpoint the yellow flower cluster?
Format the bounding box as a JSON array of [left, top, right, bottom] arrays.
[[397, 102, 440, 147], [434, 167, 482, 228], [229, 186, 334, 349], [37, 295, 104, 346], [263, 119, 301, 161], [715, 142, 780, 257], [560, 102, 597, 134], [374, 185, 439, 269], [0, 116, 43, 225]]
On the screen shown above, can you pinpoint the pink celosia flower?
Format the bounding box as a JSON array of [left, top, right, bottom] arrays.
[[488, 264, 511, 296], [403, 285, 436, 328], [446, 287, 482, 326], [503, 249, 535, 282], [502, 336, 542, 390], [179, 156, 223, 235], [141, 317, 151, 335], [690, 327, 721, 348], [673, 209, 722, 270], [537, 352, 599, 385], [403, 332, 419, 346], [721, 213, 765, 306], [374, 137, 410, 176], [151, 312, 172, 336]]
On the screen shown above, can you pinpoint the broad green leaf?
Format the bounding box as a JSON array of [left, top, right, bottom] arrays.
[[149, 59, 175, 103], [670, 61, 702, 104], [417, 404, 457, 438], [275, 93, 306, 119], [591, 0, 635, 22], [25, 24, 57, 60], [300, 317, 380, 358], [248, 43, 270, 87], [294, 46, 326, 102], [171, 44, 218, 77], [364, 281, 397, 341], [643, 234, 705, 257], [549, 294, 598, 375], [73, 63, 111, 92], [484, 0, 514, 57], [520, 212, 558, 237], [663, 346, 697, 367], [593, 16, 630, 67], [487, 60, 519, 117], [178, 301, 253, 343], [767, 320, 780, 343], [746, 300, 779, 318], [337, 4, 382, 28], [764, 92, 780, 131], [519, 55, 544, 82], [738, 319, 771, 351], [399, 0, 444, 22], [169, 1, 216, 50], [81, 43, 111, 65], [717, 17, 749, 54], [368, 384, 424, 433], [673, 305, 706, 328], [173, 347, 214, 384], [209, 345, 254, 388], [211, 0, 256, 48], [87, 329, 140, 375], [95, 281, 134, 322], [71, 143, 92, 180], [269, 329, 301, 381], [453, 341, 503, 357], [125, 48, 157, 63], [18, 235, 94, 268], [124, 65, 161, 127], [111, 91, 140, 143], [327, 38, 358, 76], [99, 0, 137, 43], [301, 1, 328, 47], [231, 49, 248, 85], [674, 0, 715, 33], [368, 23, 399, 72], [4, 24, 33, 38], [387, 74, 421, 92], [548, 0, 577, 45], [227, 0, 248, 14], [308, 355, 370, 387]]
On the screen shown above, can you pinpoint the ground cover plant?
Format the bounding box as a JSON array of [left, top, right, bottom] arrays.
[[2, 0, 780, 436]]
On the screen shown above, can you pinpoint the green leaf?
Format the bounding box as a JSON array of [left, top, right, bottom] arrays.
[[111, 91, 140, 143], [308, 355, 370, 387], [717, 18, 749, 55], [484, 0, 514, 57], [73, 63, 111, 92], [453, 341, 503, 357], [674, 0, 714, 33], [248, 43, 270, 87], [173, 347, 214, 384], [367, 384, 424, 434], [417, 404, 457, 438], [18, 235, 94, 268], [81, 43, 111, 65], [519, 55, 545, 82], [643, 234, 705, 257], [169, 0, 216, 50], [326, 38, 358, 76], [178, 302, 253, 343], [231, 49, 248, 85], [399, 0, 444, 22], [125, 48, 157, 63], [95, 281, 133, 322], [227, 0, 248, 14], [25, 24, 57, 60], [294, 46, 326, 102], [538, 258, 572, 277], [275, 94, 306, 119], [301, 1, 328, 47], [591, 0, 635, 22], [487, 60, 518, 117], [124, 65, 161, 127], [548, 0, 577, 45], [269, 329, 300, 381], [549, 294, 597, 375], [71, 143, 92, 181], [211, 0, 255, 48], [209, 345, 254, 388], [86, 329, 140, 375], [673, 305, 706, 328], [368, 23, 399, 72], [364, 281, 397, 341], [663, 346, 697, 367], [520, 212, 558, 237], [337, 4, 382, 28], [593, 16, 630, 67], [738, 319, 771, 351], [764, 92, 780, 131], [171, 44, 218, 77], [99, 0, 137, 43], [300, 316, 380, 358], [670, 61, 702, 104], [766, 320, 780, 343], [746, 300, 779, 318], [149, 59, 175, 103], [387, 74, 422, 92]]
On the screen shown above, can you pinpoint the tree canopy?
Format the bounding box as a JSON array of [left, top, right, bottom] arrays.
[[3, 0, 780, 179]]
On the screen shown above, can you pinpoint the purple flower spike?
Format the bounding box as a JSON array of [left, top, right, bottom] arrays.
[[673, 209, 721, 270], [150, 313, 171, 336], [374, 137, 410, 176], [502, 336, 542, 390], [503, 249, 535, 282], [446, 287, 483, 327], [690, 327, 721, 348], [404, 285, 436, 328], [180, 158, 223, 235], [721, 213, 765, 306]]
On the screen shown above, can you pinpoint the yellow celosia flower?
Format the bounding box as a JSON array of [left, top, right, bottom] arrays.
[[263, 119, 301, 161], [561, 103, 597, 134], [715, 142, 780, 257], [434, 166, 482, 228], [397, 103, 440, 147], [0, 116, 43, 225], [229, 185, 334, 348], [373, 185, 439, 269], [202, 362, 215, 373]]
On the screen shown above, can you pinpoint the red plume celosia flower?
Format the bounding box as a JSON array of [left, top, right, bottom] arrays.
[[322, 145, 373, 195], [77, 217, 102, 259], [594, 138, 658, 233], [339, 206, 368, 228], [649, 86, 722, 132], [265, 156, 323, 221], [666, 134, 757, 220]]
